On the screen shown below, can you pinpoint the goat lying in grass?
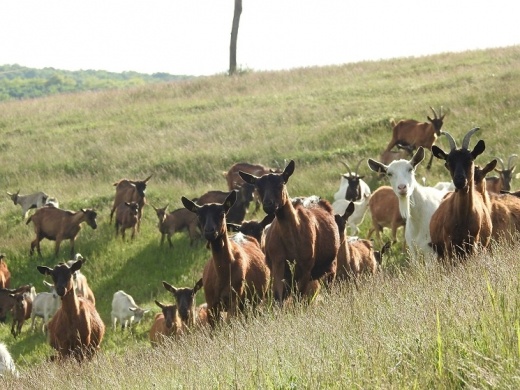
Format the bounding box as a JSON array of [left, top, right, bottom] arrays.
[[182, 191, 270, 327], [240, 160, 340, 303]]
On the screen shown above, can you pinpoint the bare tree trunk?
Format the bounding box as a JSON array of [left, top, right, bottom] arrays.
[[229, 0, 242, 75]]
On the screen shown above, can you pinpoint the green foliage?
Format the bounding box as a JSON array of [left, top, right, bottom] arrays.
[[0, 64, 191, 101], [0, 45, 520, 387]]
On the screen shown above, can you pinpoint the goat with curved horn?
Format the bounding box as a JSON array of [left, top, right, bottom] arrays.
[[461, 127, 480, 150]]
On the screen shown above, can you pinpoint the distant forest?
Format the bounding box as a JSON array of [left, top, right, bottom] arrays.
[[0, 64, 192, 101]]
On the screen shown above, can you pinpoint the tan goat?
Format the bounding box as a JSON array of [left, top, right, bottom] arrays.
[[115, 201, 139, 240], [485, 154, 517, 193], [149, 300, 182, 347], [152, 204, 201, 247], [26, 207, 98, 258], [110, 175, 152, 231], [366, 186, 406, 249], [386, 106, 445, 169], [162, 278, 203, 330]]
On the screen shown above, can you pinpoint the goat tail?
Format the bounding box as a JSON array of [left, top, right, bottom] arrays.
[[25, 215, 33, 225]]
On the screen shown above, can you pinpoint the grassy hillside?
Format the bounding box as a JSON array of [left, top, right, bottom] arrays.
[[1, 45, 520, 388]]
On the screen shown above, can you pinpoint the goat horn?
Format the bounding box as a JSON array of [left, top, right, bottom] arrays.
[[494, 157, 505, 170], [508, 154, 518, 169], [441, 131, 457, 151], [143, 174, 153, 182], [354, 158, 364, 175], [341, 161, 352, 175], [430, 106, 438, 119], [461, 127, 480, 150]]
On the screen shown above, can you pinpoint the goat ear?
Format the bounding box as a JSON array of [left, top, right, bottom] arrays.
[[69, 260, 83, 273], [261, 213, 276, 227], [283, 160, 295, 183], [342, 202, 355, 220], [239, 171, 257, 185], [431, 145, 447, 160], [367, 159, 387, 175], [223, 191, 237, 212], [128, 307, 137, 312], [471, 140, 486, 159], [193, 278, 203, 294], [411, 147, 426, 168], [181, 196, 199, 213], [37, 265, 53, 276], [154, 300, 164, 309], [483, 159, 498, 175], [162, 281, 176, 293]]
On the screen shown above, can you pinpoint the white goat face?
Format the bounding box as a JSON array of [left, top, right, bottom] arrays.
[[386, 160, 416, 198]]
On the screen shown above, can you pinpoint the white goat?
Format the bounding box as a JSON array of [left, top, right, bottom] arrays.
[[334, 160, 371, 202], [30, 281, 60, 333], [7, 190, 48, 220], [332, 193, 370, 235], [111, 290, 150, 330], [368, 147, 448, 259], [0, 342, 19, 378]]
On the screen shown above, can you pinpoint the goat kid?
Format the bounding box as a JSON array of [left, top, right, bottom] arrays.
[[162, 278, 203, 330]]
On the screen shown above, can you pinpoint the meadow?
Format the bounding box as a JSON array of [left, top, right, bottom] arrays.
[[1, 45, 519, 388]]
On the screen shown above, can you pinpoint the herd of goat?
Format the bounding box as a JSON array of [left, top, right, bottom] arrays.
[[1, 107, 520, 374]]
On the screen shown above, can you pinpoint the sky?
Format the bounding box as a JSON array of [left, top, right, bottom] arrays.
[[1, 0, 518, 76]]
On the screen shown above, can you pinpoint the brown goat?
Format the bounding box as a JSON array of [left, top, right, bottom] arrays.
[[224, 162, 283, 212], [335, 203, 387, 280], [182, 191, 270, 327], [475, 160, 520, 242], [26, 207, 98, 258], [485, 154, 517, 193], [37, 260, 105, 361], [0, 254, 11, 289], [366, 186, 406, 248], [379, 144, 415, 166], [429, 128, 492, 261], [115, 201, 139, 240], [10, 291, 32, 338], [196, 186, 254, 224], [149, 300, 182, 347], [386, 106, 445, 169], [162, 278, 203, 330], [110, 175, 152, 231], [0, 284, 32, 323], [152, 205, 201, 248], [239, 160, 340, 303]]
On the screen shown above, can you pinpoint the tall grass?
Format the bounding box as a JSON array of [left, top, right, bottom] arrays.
[[1, 45, 520, 387]]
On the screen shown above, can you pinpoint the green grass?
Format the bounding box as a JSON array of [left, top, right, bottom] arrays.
[[1, 45, 520, 388]]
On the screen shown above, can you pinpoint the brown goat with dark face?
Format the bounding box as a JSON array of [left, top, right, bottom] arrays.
[[475, 160, 520, 242], [0, 285, 32, 323], [226, 213, 276, 249], [37, 260, 105, 361], [10, 292, 32, 338], [149, 300, 182, 347], [485, 154, 517, 193], [162, 278, 203, 330], [152, 205, 201, 248], [386, 106, 445, 170], [429, 128, 492, 261], [182, 191, 270, 327], [26, 207, 98, 258], [110, 175, 152, 231], [240, 160, 340, 303]]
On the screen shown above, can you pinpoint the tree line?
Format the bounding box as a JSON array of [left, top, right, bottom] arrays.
[[0, 64, 191, 102]]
